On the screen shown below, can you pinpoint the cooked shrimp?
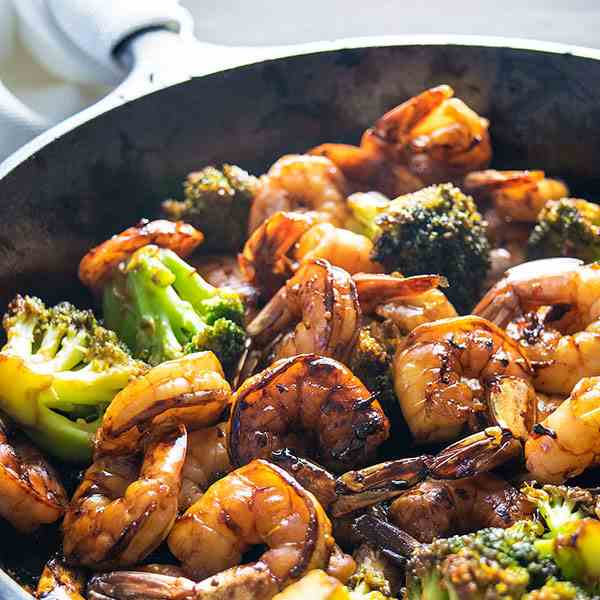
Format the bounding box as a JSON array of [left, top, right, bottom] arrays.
[[0, 416, 67, 533], [388, 473, 533, 543], [240, 211, 382, 299], [525, 376, 600, 483], [248, 155, 350, 233], [474, 259, 600, 395], [248, 259, 444, 363], [95, 352, 231, 454], [374, 287, 457, 333], [311, 85, 491, 195], [36, 558, 86, 600], [228, 354, 390, 473], [393, 315, 532, 443], [192, 254, 259, 309], [88, 567, 278, 600], [79, 219, 204, 291], [63, 425, 187, 569], [168, 459, 334, 589], [464, 169, 568, 222], [179, 423, 231, 512]]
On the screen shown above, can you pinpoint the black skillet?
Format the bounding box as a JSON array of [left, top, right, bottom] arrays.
[[2, 9, 600, 599]]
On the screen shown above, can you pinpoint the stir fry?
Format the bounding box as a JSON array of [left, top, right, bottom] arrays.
[[1, 85, 600, 600]]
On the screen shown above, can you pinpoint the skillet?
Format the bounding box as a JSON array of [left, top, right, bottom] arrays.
[[2, 10, 600, 600]]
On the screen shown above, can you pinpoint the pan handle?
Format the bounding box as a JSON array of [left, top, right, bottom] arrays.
[[0, 1, 197, 166]]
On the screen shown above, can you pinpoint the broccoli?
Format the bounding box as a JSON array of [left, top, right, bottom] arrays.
[[406, 485, 600, 600], [102, 244, 246, 373], [349, 323, 397, 412], [405, 519, 556, 600], [0, 295, 147, 462], [523, 579, 599, 600], [162, 164, 259, 252], [526, 486, 600, 593], [349, 183, 490, 314], [527, 199, 600, 262], [346, 544, 400, 600]]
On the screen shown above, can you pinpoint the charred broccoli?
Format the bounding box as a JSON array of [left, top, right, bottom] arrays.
[[527, 486, 600, 593], [162, 164, 259, 252], [527, 199, 600, 262], [406, 485, 600, 600], [349, 323, 397, 412], [103, 244, 246, 373], [0, 295, 147, 462], [349, 184, 490, 313], [405, 520, 554, 600]]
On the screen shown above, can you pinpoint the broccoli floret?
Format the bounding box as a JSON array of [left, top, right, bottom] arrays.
[[349, 184, 490, 314], [406, 520, 559, 600], [523, 579, 599, 600], [103, 244, 246, 373], [349, 324, 397, 412], [528, 199, 600, 262], [162, 164, 259, 252], [347, 545, 400, 600], [0, 295, 147, 462], [527, 486, 600, 593]]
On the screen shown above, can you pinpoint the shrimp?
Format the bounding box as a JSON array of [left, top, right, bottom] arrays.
[[228, 354, 390, 473], [388, 473, 533, 543], [248, 155, 351, 233], [525, 376, 600, 483], [248, 259, 444, 363], [36, 558, 86, 600], [167, 459, 334, 590], [373, 287, 457, 334], [474, 259, 600, 395], [464, 169, 568, 222], [310, 85, 491, 195], [240, 211, 382, 299], [79, 219, 204, 291], [0, 416, 67, 533], [62, 425, 187, 569], [95, 352, 231, 454], [393, 315, 532, 444], [192, 254, 260, 310], [179, 423, 231, 512]]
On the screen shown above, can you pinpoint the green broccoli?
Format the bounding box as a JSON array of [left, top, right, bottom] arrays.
[[349, 183, 490, 314], [405, 519, 556, 600], [346, 544, 400, 600], [527, 199, 600, 262], [0, 295, 147, 462], [162, 164, 259, 252], [527, 486, 600, 593], [102, 244, 246, 373], [523, 579, 599, 600], [406, 485, 600, 600]]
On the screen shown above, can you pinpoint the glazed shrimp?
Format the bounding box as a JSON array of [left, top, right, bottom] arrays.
[[96, 352, 231, 454], [36, 558, 86, 600], [179, 423, 232, 512], [393, 315, 532, 443], [388, 473, 533, 543], [248, 259, 444, 363], [310, 85, 491, 195], [168, 460, 334, 590], [79, 219, 204, 291], [474, 258, 600, 395], [464, 169, 568, 222], [63, 425, 187, 569], [248, 155, 351, 233], [228, 354, 390, 472], [525, 376, 600, 483], [0, 416, 67, 533], [240, 211, 382, 299]]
